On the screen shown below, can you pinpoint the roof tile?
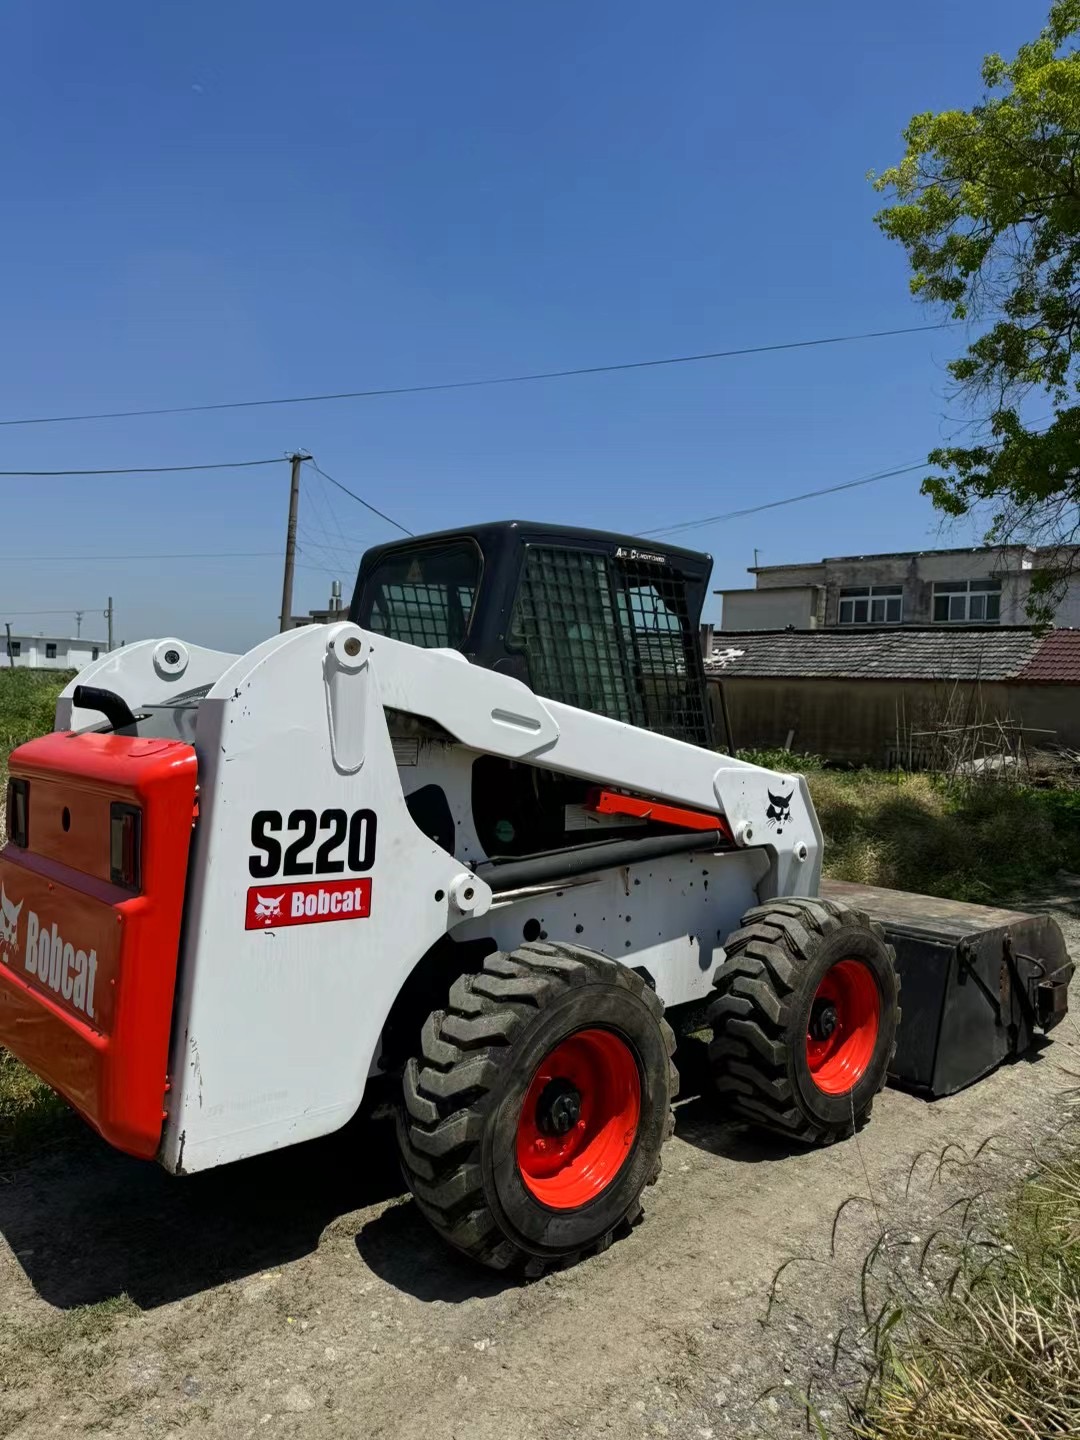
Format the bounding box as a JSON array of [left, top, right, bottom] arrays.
[[1016, 629, 1080, 684], [705, 627, 1045, 682]]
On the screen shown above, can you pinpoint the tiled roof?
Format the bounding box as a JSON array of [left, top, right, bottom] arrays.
[[1016, 628, 1080, 684], [705, 627, 1046, 682]]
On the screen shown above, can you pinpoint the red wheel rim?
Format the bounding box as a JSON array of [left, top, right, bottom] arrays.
[[806, 959, 881, 1095], [516, 1028, 641, 1209]]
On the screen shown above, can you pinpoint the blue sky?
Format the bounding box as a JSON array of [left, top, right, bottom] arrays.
[[0, 0, 1048, 652]]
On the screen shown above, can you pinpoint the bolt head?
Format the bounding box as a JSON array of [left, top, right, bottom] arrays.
[[343, 637, 362, 657]]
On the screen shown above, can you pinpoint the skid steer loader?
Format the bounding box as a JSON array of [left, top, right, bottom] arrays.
[[0, 521, 1070, 1274]]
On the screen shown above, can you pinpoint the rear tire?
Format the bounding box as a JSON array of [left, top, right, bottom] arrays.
[[708, 897, 899, 1145], [398, 941, 678, 1275]]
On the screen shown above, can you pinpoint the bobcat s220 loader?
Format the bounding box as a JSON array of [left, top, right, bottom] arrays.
[[0, 522, 1070, 1273]]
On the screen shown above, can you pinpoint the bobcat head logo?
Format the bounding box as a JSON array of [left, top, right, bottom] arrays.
[[0, 883, 22, 963], [765, 789, 793, 835], [253, 893, 284, 926]]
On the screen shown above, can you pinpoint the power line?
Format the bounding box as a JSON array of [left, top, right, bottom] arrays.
[[310, 459, 413, 536], [0, 550, 280, 562], [642, 461, 930, 538], [0, 608, 95, 616], [0, 457, 286, 477], [0, 323, 954, 430]]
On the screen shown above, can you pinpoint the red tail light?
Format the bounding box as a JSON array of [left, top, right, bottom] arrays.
[[110, 803, 142, 890], [5, 778, 29, 848]]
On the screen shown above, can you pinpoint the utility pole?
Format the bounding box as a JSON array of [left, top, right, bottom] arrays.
[[279, 452, 311, 632], [75, 610, 83, 638], [105, 597, 114, 652], [4, 622, 13, 669]]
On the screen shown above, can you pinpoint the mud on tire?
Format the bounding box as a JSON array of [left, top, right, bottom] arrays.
[[397, 941, 678, 1275], [708, 896, 899, 1145]]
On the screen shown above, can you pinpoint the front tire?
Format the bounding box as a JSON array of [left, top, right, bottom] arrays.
[[708, 897, 899, 1145], [398, 942, 678, 1275]]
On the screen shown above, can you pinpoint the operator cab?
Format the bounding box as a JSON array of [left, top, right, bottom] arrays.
[[350, 521, 715, 748]]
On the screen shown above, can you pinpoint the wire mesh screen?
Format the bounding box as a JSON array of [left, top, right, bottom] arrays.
[[510, 546, 711, 746], [363, 541, 479, 649]]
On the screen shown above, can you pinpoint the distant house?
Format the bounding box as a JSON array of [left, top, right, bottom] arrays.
[[704, 626, 1080, 766], [716, 544, 1080, 632], [4, 634, 105, 671]]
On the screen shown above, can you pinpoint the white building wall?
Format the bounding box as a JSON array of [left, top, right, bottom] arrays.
[[720, 586, 822, 631], [4, 636, 105, 671]]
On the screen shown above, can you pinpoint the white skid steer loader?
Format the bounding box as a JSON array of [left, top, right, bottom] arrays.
[[0, 522, 1069, 1274]]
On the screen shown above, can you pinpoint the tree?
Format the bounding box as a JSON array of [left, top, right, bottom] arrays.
[[872, 0, 1080, 621]]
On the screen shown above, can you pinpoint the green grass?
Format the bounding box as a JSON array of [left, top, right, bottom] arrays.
[[0, 666, 75, 752], [812, 770, 1080, 903], [0, 668, 80, 1158], [849, 1148, 1080, 1439]]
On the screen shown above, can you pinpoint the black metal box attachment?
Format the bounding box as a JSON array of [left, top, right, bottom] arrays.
[[822, 880, 1073, 1097]]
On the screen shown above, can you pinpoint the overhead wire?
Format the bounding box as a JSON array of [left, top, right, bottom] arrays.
[[310, 458, 413, 536], [0, 322, 954, 429], [0, 457, 287, 477]]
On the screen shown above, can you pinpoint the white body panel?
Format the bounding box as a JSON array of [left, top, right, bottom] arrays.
[[58, 624, 822, 1174]]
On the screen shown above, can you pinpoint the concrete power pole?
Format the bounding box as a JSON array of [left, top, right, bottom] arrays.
[[4, 622, 13, 669], [279, 452, 311, 633], [105, 598, 114, 652]]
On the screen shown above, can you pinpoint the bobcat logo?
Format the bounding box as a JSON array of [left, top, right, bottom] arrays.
[[765, 789, 793, 835], [253, 893, 284, 926], [0, 884, 22, 964]]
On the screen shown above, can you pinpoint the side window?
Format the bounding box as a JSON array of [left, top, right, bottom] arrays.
[[8, 640, 20, 658], [509, 547, 636, 722], [45, 643, 57, 660], [359, 541, 481, 649]]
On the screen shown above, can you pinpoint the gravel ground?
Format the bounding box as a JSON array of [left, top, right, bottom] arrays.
[[1, 885, 1078, 1440]]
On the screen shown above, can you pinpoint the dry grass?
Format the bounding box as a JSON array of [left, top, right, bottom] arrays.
[[852, 1151, 1080, 1439]]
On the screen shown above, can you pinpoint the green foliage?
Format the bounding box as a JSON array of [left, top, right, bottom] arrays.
[[736, 747, 824, 772], [872, 2, 1080, 613], [812, 770, 1080, 902], [0, 667, 75, 751], [0, 1047, 72, 1162]]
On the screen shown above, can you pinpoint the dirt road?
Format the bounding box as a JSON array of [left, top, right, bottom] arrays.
[[2, 890, 1078, 1440]]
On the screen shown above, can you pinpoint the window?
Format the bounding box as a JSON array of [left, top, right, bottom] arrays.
[[7, 640, 20, 658], [508, 546, 710, 745], [45, 643, 57, 660], [358, 540, 481, 649], [91, 647, 99, 660], [837, 585, 903, 625], [932, 579, 1001, 623]]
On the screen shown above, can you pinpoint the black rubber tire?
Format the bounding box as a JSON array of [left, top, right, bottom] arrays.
[[707, 896, 899, 1145], [397, 941, 678, 1275]]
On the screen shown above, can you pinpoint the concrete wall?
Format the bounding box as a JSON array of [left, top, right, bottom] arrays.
[[734, 549, 1080, 630], [719, 585, 823, 631], [714, 675, 1080, 765], [816, 550, 1032, 626], [4, 636, 103, 670]]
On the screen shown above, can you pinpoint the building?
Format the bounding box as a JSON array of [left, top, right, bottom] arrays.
[[716, 544, 1080, 632], [704, 625, 1080, 766], [3, 634, 105, 671]]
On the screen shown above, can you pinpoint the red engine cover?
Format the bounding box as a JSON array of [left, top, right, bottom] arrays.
[[0, 731, 197, 1159]]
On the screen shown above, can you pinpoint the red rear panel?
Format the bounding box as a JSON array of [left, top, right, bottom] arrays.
[[0, 732, 197, 1158]]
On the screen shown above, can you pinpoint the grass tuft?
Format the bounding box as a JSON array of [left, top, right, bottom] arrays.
[[847, 1150, 1080, 1439]]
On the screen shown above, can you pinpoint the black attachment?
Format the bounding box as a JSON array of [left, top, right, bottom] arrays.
[[72, 685, 138, 732], [478, 827, 723, 894], [822, 879, 1074, 1097]]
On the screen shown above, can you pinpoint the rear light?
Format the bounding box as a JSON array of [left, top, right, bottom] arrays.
[[110, 804, 142, 890], [5, 779, 29, 848]]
